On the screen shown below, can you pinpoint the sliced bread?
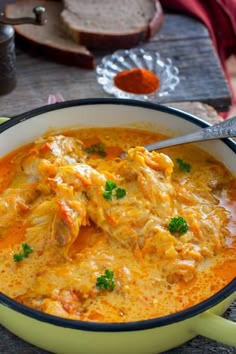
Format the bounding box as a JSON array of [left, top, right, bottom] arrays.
[[61, 0, 163, 49], [6, 0, 94, 69]]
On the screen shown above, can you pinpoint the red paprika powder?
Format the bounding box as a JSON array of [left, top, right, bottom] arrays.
[[114, 68, 160, 94]]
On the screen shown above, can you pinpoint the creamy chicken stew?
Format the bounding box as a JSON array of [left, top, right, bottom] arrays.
[[0, 127, 235, 322]]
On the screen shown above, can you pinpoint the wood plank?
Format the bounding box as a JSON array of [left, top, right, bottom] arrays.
[[142, 38, 231, 110], [0, 36, 231, 116], [155, 13, 209, 40], [0, 3, 231, 113], [0, 0, 14, 11]]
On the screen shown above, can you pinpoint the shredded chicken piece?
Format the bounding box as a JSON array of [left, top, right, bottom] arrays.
[[0, 141, 230, 285]]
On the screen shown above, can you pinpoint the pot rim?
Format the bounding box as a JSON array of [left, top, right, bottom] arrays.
[[1, 97, 236, 152], [0, 98, 235, 332]]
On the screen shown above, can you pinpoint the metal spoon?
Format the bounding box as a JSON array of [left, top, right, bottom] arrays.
[[121, 116, 236, 158]]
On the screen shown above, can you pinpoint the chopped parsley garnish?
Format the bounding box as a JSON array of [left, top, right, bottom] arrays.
[[13, 243, 33, 262], [103, 190, 113, 201], [84, 143, 107, 157], [105, 180, 117, 191], [102, 180, 126, 201], [115, 187, 126, 199], [96, 269, 116, 291], [176, 158, 191, 173], [168, 216, 189, 236]]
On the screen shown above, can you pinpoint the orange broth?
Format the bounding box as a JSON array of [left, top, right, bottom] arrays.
[[0, 127, 235, 322]]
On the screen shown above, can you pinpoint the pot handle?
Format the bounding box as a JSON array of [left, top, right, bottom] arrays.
[[0, 117, 10, 124], [190, 311, 236, 347]]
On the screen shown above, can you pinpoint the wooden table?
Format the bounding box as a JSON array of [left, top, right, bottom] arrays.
[[0, 1, 233, 115], [0, 2, 235, 353]]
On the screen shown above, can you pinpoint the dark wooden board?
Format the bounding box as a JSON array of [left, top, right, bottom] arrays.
[[0, 10, 232, 114]]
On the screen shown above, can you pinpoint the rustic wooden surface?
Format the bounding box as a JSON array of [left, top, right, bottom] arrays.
[[0, 1, 235, 353], [0, 1, 232, 114]]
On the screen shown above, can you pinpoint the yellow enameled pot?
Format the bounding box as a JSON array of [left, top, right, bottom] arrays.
[[0, 99, 235, 354]]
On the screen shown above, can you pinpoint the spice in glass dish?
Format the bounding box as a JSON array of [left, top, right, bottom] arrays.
[[114, 68, 160, 94]]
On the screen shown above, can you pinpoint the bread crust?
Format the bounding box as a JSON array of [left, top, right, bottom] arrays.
[[75, 30, 147, 50], [148, 0, 164, 38], [61, 0, 164, 50]]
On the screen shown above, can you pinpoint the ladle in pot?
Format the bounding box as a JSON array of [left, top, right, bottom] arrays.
[[121, 116, 236, 158]]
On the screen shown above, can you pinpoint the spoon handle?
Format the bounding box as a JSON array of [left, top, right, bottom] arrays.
[[144, 116, 236, 152]]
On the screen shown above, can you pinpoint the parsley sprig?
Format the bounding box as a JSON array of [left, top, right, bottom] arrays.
[[168, 216, 189, 236], [103, 180, 126, 201], [85, 143, 107, 157], [13, 243, 33, 262], [176, 158, 191, 173], [96, 269, 116, 291]]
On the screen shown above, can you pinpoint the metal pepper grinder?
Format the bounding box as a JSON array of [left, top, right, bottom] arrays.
[[0, 6, 46, 95]]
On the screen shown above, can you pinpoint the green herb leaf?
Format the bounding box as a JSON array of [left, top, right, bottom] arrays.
[[168, 216, 189, 236], [13, 253, 24, 262], [115, 187, 126, 199], [102, 180, 126, 201], [176, 158, 191, 173], [102, 190, 112, 200], [96, 269, 116, 291], [85, 143, 107, 157], [105, 180, 117, 191], [13, 243, 33, 262], [22, 243, 33, 257]]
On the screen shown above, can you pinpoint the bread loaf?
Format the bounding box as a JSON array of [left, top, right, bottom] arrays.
[[61, 0, 163, 49], [6, 0, 94, 69], [6, 0, 163, 68]]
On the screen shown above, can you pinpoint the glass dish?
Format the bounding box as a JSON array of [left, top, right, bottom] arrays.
[[96, 48, 180, 101]]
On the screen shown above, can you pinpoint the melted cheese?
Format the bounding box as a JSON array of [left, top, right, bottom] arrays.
[[0, 127, 235, 322]]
